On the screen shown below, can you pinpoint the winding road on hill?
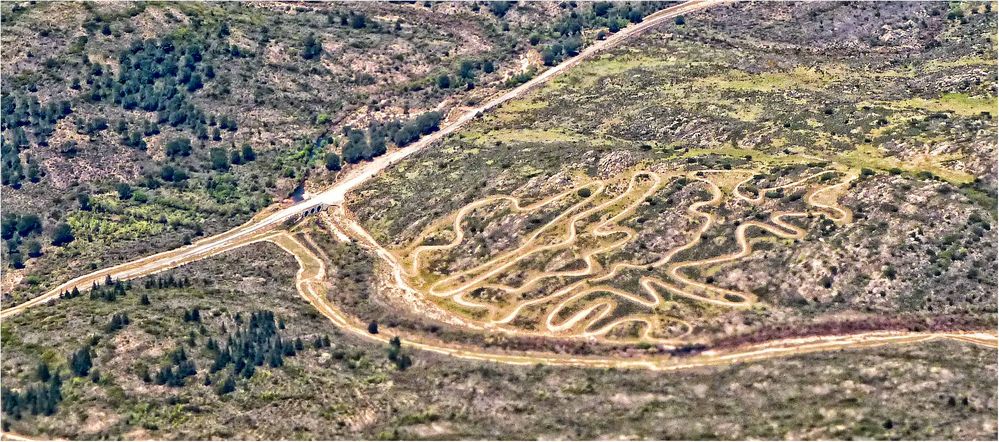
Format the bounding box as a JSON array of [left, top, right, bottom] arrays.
[[2, 0, 994, 370], [382, 168, 861, 344], [0, 0, 722, 320], [267, 230, 997, 372]]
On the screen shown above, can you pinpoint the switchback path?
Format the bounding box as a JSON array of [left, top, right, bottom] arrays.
[[269, 230, 997, 371], [2, 0, 993, 376], [0, 0, 722, 319]]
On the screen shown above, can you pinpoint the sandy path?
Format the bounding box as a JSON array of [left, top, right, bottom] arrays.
[[1, 0, 721, 319], [271, 230, 998, 371], [383, 168, 862, 344]]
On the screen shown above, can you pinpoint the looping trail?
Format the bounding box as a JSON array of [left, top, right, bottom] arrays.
[[391, 168, 861, 344], [268, 229, 998, 373]]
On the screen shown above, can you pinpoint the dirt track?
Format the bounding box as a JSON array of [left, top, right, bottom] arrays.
[[2, 1, 996, 440], [0, 0, 993, 379], [268, 230, 997, 372], [384, 168, 861, 344], [1, 0, 722, 319]]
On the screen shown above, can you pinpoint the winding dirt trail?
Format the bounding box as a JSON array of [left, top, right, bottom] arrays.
[[0, 0, 722, 319], [268, 230, 997, 372], [1, 0, 993, 387], [382, 168, 868, 344], [3, 2, 996, 440]]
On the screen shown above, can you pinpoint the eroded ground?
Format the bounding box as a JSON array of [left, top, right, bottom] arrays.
[[391, 167, 857, 344], [350, 1, 998, 348], [2, 1, 997, 440]]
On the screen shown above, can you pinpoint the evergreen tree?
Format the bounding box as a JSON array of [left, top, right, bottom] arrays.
[[342, 128, 368, 164], [165, 137, 193, 157], [15, 214, 42, 237], [116, 182, 133, 200], [25, 239, 42, 258], [186, 73, 203, 92], [216, 376, 236, 396], [241, 144, 256, 161], [229, 149, 242, 165], [36, 362, 50, 382], [70, 346, 92, 377], [269, 350, 284, 368], [349, 13, 367, 29], [51, 223, 74, 246], [368, 127, 386, 158], [302, 33, 322, 60], [209, 147, 229, 171], [77, 193, 91, 211], [325, 152, 341, 171], [436, 74, 451, 89]]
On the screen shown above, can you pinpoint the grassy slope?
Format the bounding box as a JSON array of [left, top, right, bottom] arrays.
[[346, 2, 997, 339], [354, 2, 996, 244]]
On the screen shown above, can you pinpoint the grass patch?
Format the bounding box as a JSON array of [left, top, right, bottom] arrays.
[[894, 93, 997, 117], [693, 67, 831, 93], [551, 53, 672, 89], [467, 128, 605, 145], [838, 144, 975, 185]]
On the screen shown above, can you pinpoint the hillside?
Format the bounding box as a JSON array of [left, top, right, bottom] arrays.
[[2, 1, 672, 306], [1, 1, 996, 441]]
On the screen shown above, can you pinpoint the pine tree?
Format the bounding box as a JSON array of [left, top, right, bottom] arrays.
[[241, 144, 255, 161], [36, 362, 50, 382], [396, 354, 413, 371], [70, 346, 92, 377], [388, 336, 402, 362], [216, 377, 236, 396], [241, 364, 255, 379], [269, 350, 284, 368], [302, 33, 322, 60]]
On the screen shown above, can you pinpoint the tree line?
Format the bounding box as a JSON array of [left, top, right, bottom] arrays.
[[536, 2, 666, 66], [1, 95, 73, 188], [2, 212, 74, 269], [333, 111, 443, 167], [1, 368, 62, 421]]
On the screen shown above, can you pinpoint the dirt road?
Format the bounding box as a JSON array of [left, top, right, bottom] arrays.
[[270, 230, 997, 372], [4, 0, 994, 372], [1, 0, 722, 319], [349, 167, 959, 346]]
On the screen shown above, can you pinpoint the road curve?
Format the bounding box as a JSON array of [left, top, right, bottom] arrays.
[[1, 0, 722, 319], [271, 230, 998, 371]]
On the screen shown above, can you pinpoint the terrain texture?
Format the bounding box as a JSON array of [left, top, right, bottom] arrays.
[[1, 1, 997, 440], [351, 0, 998, 349]]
